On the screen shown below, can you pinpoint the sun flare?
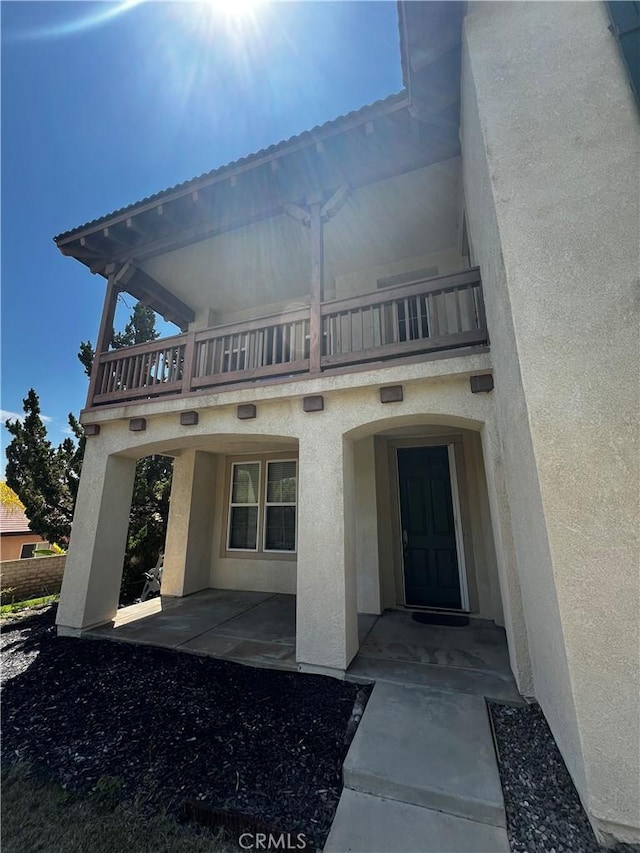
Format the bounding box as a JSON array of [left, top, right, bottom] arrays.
[[202, 0, 266, 24], [168, 0, 268, 45]]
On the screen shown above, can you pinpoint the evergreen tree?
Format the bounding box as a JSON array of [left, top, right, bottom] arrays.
[[121, 454, 173, 602], [78, 302, 160, 378], [5, 391, 80, 545]]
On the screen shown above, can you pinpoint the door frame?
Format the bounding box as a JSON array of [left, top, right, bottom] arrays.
[[394, 441, 470, 611]]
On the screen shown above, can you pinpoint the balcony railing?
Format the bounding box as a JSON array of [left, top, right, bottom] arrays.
[[89, 268, 487, 408]]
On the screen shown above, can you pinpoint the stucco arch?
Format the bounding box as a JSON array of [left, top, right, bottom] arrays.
[[114, 432, 298, 461], [343, 411, 485, 442]]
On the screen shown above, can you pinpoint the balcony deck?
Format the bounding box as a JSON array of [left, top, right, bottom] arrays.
[[87, 268, 487, 411]]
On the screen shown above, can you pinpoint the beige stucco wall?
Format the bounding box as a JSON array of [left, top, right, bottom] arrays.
[[64, 349, 530, 687], [353, 436, 382, 615], [463, 1, 640, 842], [162, 449, 216, 597]]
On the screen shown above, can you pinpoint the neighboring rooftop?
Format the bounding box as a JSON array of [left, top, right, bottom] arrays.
[[0, 505, 31, 536]]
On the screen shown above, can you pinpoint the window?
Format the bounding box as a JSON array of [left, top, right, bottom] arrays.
[[264, 460, 297, 552], [20, 542, 49, 559], [226, 458, 297, 554], [228, 462, 261, 550]]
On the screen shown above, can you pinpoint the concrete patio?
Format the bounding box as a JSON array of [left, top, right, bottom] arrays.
[[86, 590, 300, 671], [86, 589, 518, 699]]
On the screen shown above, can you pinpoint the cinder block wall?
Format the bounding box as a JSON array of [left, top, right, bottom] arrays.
[[0, 555, 66, 602]]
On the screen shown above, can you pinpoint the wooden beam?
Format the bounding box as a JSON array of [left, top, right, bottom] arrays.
[[102, 223, 139, 248], [309, 202, 323, 374], [69, 237, 103, 258], [55, 94, 411, 249], [284, 202, 311, 228], [321, 185, 349, 222], [89, 259, 108, 275], [124, 144, 454, 264], [86, 275, 120, 408], [118, 198, 286, 264], [125, 216, 153, 239], [157, 204, 177, 225], [118, 264, 195, 330]]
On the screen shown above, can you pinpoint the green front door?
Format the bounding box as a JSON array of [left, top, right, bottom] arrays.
[[397, 445, 462, 609]]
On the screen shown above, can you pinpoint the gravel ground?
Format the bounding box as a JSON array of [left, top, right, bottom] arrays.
[[1, 606, 368, 850], [489, 702, 638, 853]]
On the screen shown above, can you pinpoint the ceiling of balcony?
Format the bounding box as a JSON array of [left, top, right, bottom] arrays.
[[139, 156, 462, 320]]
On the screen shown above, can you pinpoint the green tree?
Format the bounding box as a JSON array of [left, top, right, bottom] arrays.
[[121, 454, 173, 603], [78, 302, 160, 378], [5, 391, 80, 545]]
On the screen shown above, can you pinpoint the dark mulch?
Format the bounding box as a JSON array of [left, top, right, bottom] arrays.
[[1, 606, 369, 850], [489, 702, 638, 853]]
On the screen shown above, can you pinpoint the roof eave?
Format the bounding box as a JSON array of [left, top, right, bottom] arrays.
[[53, 90, 410, 248]]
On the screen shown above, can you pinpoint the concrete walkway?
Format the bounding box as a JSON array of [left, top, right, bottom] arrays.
[[326, 679, 512, 852], [86, 590, 516, 852], [327, 611, 517, 853]]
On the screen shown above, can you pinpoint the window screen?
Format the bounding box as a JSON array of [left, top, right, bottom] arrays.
[[228, 462, 260, 550], [265, 460, 297, 551]]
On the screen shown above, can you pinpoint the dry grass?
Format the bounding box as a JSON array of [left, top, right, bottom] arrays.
[[1, 764, 239, 853], [0, 596, 59, 619]]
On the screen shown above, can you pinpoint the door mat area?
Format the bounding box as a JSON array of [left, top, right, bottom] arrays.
[[411, 612, 470, 627]]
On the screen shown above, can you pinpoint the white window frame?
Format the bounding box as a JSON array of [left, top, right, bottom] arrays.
[[226, 460, 262, 552], [225, 453, 300, 559], [20, 541, 49, 559], [263, 459, 298, 554]]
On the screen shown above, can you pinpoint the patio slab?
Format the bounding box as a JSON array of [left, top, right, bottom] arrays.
[[343, 681, 506, 827], [181, 633, 296, 671], [208, 594, 296, 644], [357, 610, 511, 675], [347, 655, 520, 701], [324, 789, 510, 853], [86, 590, 273, 649], [356, 613, 378, 645]]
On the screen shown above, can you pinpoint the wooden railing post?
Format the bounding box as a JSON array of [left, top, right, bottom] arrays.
[[86, 274, 119, 409], [309, 201, 323, 373], [181, 330, 196, 394], [86, 269, 486, 407]]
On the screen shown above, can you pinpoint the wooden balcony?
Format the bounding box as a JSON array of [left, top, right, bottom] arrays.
[[88, 268, 487, 410]]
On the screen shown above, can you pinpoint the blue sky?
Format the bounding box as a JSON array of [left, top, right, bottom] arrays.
[[1, 0, 402, 454]]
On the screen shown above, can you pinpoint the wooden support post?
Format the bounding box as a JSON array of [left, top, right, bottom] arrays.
[[309, 202, 324, 373], [86, 275, 119, 409], [181, 330, 196, 394]]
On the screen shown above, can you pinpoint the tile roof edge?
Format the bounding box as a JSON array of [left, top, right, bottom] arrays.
[[54, 89, 408, 243]]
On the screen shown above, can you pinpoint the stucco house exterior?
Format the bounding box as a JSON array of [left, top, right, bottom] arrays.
[[54, 2, 638, 846], [0, 504, 49, 562]]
